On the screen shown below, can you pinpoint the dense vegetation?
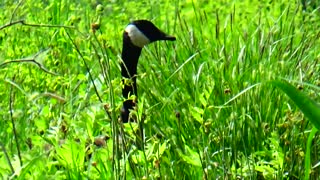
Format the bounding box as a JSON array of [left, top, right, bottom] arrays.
[[1, 0, 320, 179]]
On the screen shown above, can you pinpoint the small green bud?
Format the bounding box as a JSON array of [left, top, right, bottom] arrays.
[[96, 4, 104, 13]]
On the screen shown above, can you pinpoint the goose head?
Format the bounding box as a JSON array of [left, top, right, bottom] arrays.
[[121, 20, 175, 123], [125, 20, 176, 47]]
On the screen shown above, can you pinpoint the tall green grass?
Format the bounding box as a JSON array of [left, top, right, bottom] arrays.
[[0, 0, 319, 179]]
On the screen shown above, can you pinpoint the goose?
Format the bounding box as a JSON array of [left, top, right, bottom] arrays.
[[120, 20, 176, 123]]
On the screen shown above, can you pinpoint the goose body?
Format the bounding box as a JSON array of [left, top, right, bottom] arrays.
[[121, 20, 175, 123]]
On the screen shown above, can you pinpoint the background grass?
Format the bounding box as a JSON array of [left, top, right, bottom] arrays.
[[0, 0, 320, 179]]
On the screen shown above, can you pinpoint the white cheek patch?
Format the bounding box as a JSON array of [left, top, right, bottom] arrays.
[[125, 24, 150, 48]]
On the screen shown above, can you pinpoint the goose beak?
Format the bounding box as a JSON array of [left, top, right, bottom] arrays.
[[159, 30, 176, 41], [162, 35, 176, 41]]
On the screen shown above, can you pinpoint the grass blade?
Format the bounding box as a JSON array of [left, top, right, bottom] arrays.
[[271, 80, 320, 129], [304, 127, 318, 180]]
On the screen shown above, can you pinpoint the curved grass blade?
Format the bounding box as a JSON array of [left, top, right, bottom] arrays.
[[271, 80, 320, 129]]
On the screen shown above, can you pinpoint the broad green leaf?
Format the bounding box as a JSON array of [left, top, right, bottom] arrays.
[[177, 145, 202, 167], [191, 106, 204, 124]]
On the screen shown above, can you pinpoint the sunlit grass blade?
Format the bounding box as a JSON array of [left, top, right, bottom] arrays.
[[271, 80, 320, 129], [222, 83, 261, 106]]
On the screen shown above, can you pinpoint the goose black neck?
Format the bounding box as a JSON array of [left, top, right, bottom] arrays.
[[121, 31, 142, 123]]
